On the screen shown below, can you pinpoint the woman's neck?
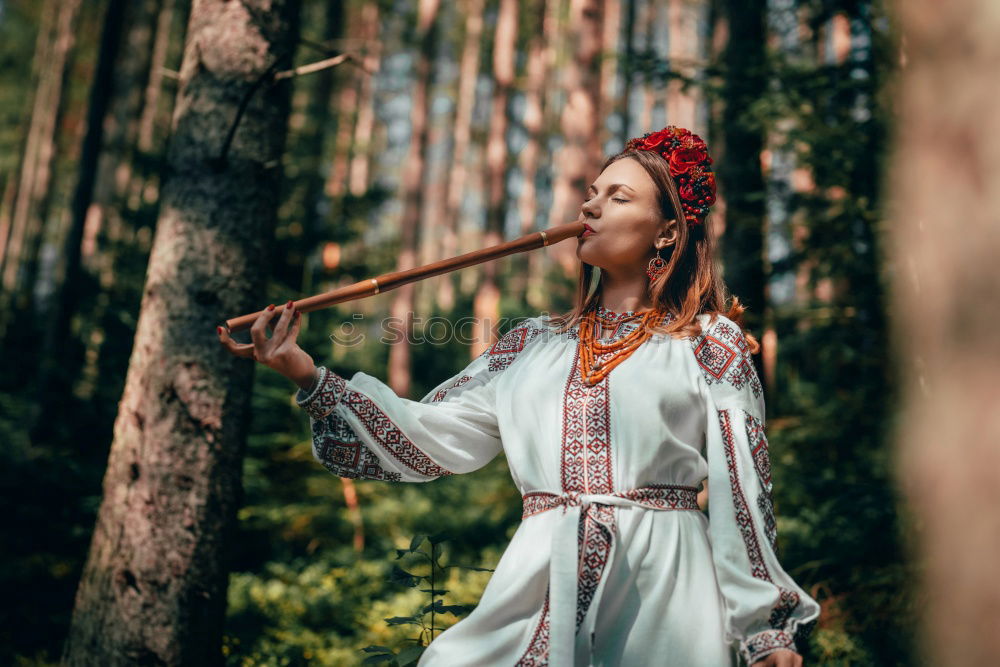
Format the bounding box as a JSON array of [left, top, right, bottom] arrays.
[[598, 271, 653, 314]]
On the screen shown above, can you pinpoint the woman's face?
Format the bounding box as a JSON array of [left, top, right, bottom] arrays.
[[576, 157, 677, 274]]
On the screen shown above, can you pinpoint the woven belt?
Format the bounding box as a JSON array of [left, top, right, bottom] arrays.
[[520, 484, 701, 666]]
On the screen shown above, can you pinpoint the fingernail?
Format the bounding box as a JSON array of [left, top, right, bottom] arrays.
[[267, 304, 275, 311], [295, 311, 301, 319], [286, 300, 293, 308], [216, 326, 222, 334]]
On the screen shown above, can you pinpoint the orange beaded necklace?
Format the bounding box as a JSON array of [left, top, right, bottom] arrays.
[[578, 305, 669, 385]]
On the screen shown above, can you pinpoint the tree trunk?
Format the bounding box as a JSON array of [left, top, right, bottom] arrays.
[[0, 0, 81, 313], [0, 175, 16, 273], [61, 1, 300, 664], [28, 0, 153, 441], [74, 0, 160, 278], [598, 0, 620, 133], [297, 0, 345, 242], [618, 0, 637, 143], [890, 1, 1000, 664], [514, 0, 549, 309], [546, 0, 606, 276], [716, 0, 767, 344], [387, 0, 440, 397], [471, 0, 518, 357], [138, 0, 178, 153], [437, 0, 484, 312], [665, 0, 706, 132], [639, 0, 657, 132], [348, 1, 382, 197], [324, 27, 359, 202]]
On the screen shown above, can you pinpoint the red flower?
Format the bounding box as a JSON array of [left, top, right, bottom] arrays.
[[640, 128, 675, 151], [668, 147, 708, 177]]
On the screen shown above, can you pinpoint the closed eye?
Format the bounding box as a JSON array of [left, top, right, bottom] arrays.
[[583, 197, 629, 204]]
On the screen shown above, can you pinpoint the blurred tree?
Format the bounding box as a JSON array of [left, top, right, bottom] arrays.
[[716, 0, 768, 340], [31, 0, 161, 444], [61, 0, 301, 663], [890, 0, 1000, 664], [347, 1, 382, 198], [546, 0, 606, 276], [437, 0, 484, 312], [513, 0, 550, 309], [137, 0, 179, 153], [0, 0, 81, 328], [388, 0, 441, 397], [472, 0, 518, 357]]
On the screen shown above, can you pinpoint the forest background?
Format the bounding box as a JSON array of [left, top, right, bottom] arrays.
[[0, 0, 924, 664]]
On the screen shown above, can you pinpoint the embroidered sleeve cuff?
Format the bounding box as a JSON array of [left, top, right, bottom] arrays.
[[295, 366, 347, 420], [740, 629, 797, 665]]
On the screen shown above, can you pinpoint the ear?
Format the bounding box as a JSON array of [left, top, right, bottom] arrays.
[[657, 218, 679, 249]]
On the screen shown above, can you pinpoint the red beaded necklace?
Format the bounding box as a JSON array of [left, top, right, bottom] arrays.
[[578, 305, 667, 386]]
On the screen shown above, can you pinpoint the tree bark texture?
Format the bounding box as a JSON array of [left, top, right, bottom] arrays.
[[889, 1, 1000, 664], [61, 1, 300, 664]]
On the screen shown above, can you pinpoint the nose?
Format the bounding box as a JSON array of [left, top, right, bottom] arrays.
[[581, 196, 599, 219]]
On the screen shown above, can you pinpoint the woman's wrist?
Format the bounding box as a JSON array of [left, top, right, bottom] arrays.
[[292, 365, 320, 392]]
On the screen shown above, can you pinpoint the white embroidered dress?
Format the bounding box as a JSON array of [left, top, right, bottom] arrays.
[[295, 309, 820, 666]]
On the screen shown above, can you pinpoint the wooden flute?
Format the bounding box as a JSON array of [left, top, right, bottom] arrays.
[[222, 219, 587, 333]]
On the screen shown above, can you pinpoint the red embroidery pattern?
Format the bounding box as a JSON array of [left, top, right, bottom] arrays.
[[745, 413, 772, 489], [745, 412, 777, 550], [515, 590, 551, 666], [617, 484, 702, 510], [719, 409, 802, 661], [692, 319, 762, 398], [341, 388, 454, 479], [312, 418, 402, 482], [487, 323, 550, 373], [301, 369, 403, 481], [576, 504, 615, 629], [560, 345, 614, 494], [299, 367, 345, 421], [520, 485, 701, 520], [430, 375, 473, 402], [520, 492, 557, 519], [743, 629, 796, 662]]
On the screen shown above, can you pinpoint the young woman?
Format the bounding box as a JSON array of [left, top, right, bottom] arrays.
[[218, 126, 820, 666]]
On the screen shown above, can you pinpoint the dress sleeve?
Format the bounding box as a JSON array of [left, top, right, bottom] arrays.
[[295, 318, 547, 483], [689, 314, 820, 665]]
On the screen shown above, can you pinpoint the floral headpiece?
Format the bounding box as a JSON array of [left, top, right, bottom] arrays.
[[624, 125, 717, 227]]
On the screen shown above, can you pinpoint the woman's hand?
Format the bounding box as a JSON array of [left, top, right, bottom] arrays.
[[752, 649, 803, 667], [217, 300, 318, 391]]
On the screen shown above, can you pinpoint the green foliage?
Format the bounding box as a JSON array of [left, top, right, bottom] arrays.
[[357, 533, 491, 666]]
